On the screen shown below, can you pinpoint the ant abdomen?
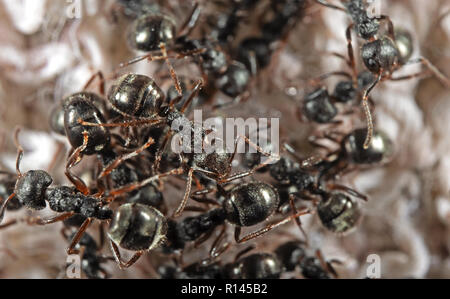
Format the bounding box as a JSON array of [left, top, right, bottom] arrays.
[[343, 128, 393, 164], [223, 182, 279, 227], [108, 73, 165, 118], [127, 13, 176, 52], [317, 193, 361, 234], [227, 253, 282, 279], [63, 92, 110, 155], [108, 203, 167, 251]]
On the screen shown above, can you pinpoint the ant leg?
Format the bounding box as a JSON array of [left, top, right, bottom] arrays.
[[377, 15, 395, 41], [179, 79, 203, 113], [154, 130, 173, 172], [65, 131, 90, 195], [160, 43, 182, 96], [98, 137, 155, 179], [109, 239, 143, 269], [220, 135, 279, 183], [83, 71, 105, 95], [12, 127, 24, 177], [361, 72, 382, 149], [0, 193, 15, 224], [403, 57, 450, 88], [27, 212, 75, 226], [194, 228, 215, 248], [191, 194, 220, 206], [79, 118, 164, 128], [67, 217, 92, 254], [235, 209, 312, 243], [177, 2, 201, 38], [345, 24, 358, 84], [289, 194, 309, 244], [0, 217, 17, 229], [316, 250, 339, 278], [209, 225, 231, 259], [233, 244, 256, 262], [173, 168, 194, 217], [106, 167, 183, 198], [327, 183, 368, 201], [313, 0, 346, 11]]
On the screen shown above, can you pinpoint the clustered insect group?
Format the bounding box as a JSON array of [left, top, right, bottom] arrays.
[[0, 0, 448, 279]]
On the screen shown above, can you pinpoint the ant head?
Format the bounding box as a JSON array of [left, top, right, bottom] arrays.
[[108, 74, 165, 118], [317, 192, 361, 234], [223, 182, 279, 227], [343, 128, 394, 164], [16, 170, 52, 210], [361, 36, 399, 74], [108, 203, 167, 251], [303, 87, 337, 123], [127, 13, 176, 52]]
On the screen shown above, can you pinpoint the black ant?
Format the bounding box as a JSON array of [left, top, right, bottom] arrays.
[[242, 146, 367, 235], [310, 127, 394, 181], [314, 0, 450, 149], [275, 241, 341, 279], [236, 0, 307, 75], [163, 181, 311, 258], [0, 128, 180, 263]]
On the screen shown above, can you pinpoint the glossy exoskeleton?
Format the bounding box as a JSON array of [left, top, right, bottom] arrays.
[[108, 203, 167, 269]]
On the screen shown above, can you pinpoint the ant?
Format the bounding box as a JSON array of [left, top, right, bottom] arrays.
[[0, 128, 180, 262], [314, 0, 450, 148], [298, 70, 375, 124], [163, 181, 311, 257], [236, 0, 307, 75], [275, 241, 341, 279], [242, 146, 367, 235], [310, 127, 394, 181]]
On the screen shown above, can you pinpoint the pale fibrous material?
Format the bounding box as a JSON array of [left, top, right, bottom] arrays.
[[0, 0, 449, 278]]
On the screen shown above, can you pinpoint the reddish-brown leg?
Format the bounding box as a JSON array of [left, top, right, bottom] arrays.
[[98, 137, 154, 179], [67, 217, 92, 255], [235, 209, 312, 243], [345, 24, 358, 85], [109, 239, 143, 269], [65, 131, 90, 195], [83, 71, 106, 95]]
